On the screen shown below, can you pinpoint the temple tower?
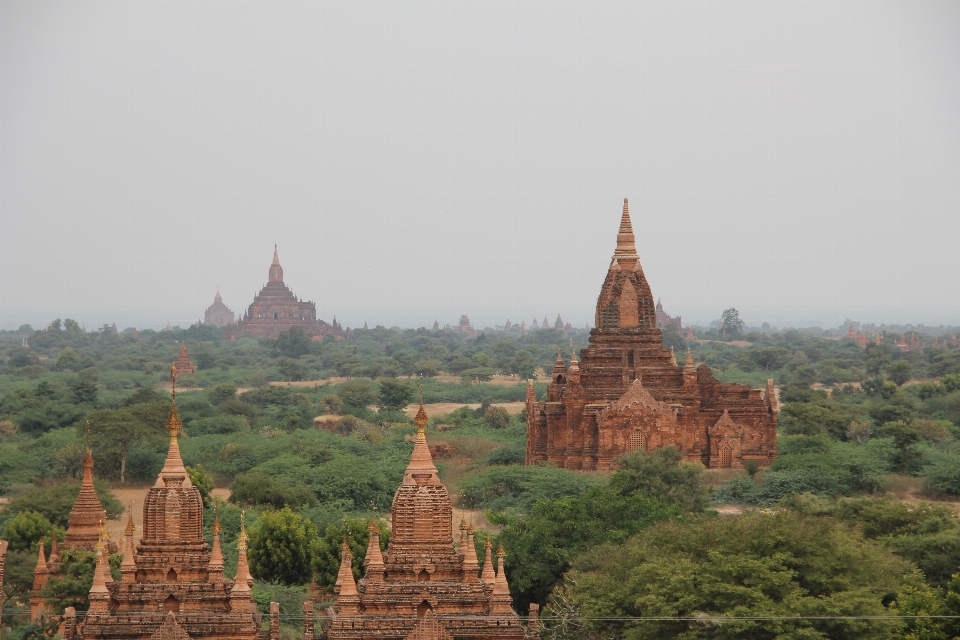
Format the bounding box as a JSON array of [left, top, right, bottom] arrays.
[[326, 390, 531, 640], [79, 367, 260, 640], [526, 199, 777, 471]]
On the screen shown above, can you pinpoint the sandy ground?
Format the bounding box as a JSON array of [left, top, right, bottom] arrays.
[[403, 402, 526, 418]]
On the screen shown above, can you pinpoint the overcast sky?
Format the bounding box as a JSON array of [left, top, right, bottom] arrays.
[[1, 0, 958, 331]]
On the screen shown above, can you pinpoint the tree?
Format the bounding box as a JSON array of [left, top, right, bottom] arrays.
[[1, 511, 62, 553], [548, 511, 911, 640], [186, 464, 214, 507], [274, 326, 312, 358], [206, 382, 238, 406], [85, 403, 168, 483], [483, 406, 511, 429], [56, 348, 82, 372], [887, 360, 914, 386], [377, 379, 414, 413], [275, 356, 307, 381], [608, 446, 710, 512], [39, 548, 98, 613], [339, 379, 376, 410], [247, 507, 317, 585], [47, 319, 63, 332], [720, 307, 745, 337], [311, 518, 391, 593], [740, 346, 792, 371], [70, 379, 98, 405], [63, 318, 83, 335], [496, 489, 681, 610]]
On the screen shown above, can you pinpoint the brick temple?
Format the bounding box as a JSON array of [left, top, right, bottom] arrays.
[[222, 246, 344, 340], [75, 368, 262, 640], [204, 289, 235, 327], [525, 199, 777, 471], [172, 342, 196, 375], [31, 424, 114, 621], [326, 398, 534, 640]]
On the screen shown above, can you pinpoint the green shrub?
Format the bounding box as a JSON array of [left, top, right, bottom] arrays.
[[486, 444, 525, 466], [1, 511, 62, 553], [2, 480, 123, 528], [188, 415, 248, 436], [247, 507, 317, 586], [922, 453, 960, 497], [459, 465, 604, 514], [229, 471, 316, 509]]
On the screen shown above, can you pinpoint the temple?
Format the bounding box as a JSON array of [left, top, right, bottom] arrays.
[[74, 367, 262, 640], [222, 247, 344, 340], [204, 289, 235, 327], [526, 199, 777, 471], [31, 423, 113, 621], [326, 394, 533, 640], [172, 342, 196, 375], [654, 299, 681, 330]]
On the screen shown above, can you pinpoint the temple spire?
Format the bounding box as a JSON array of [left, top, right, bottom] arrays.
[[209, 505, 224, 573], [121, 503, 136, 574], [463, 525, 480, 582], [404, 378, 438, 483], [363, 520, 384, 582], [684, 347, 695, 372], [481, 538, 496, 585], [272, 244, 280, 265], [232, 511, 252, 594], [156, 366, 191, 488], [613, 197, 639, 262], [87, 538, 110, 611]]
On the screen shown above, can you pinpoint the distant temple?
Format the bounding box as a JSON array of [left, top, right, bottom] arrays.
[[172, 342, 196, 375], [654, 299, 681, 330], [526, 199, 778, 471], [204, 290, 235, 326], [453, 315, 478, 338], [223, 247, 344, 341], [326, 398, 533, 640]]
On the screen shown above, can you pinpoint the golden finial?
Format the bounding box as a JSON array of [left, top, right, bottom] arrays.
[[124, 502, 135, 536], [82, 421, 94, 468], [497, 541, 506, 558], [95, 535, 104, 554], [459, 518, 467, 531], [468, 521, 475, 535], [484, 537, 492, 549], [211, 504, 221, 536], [237, 510, 248, 552], [367, 519, 380, 535], [341, 530, 353, 560], [98, 518, 109, 544], [165, 366, 183, 441], [414, 374, 428, 437]]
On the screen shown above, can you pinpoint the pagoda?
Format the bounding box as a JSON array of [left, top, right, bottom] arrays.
[[31, 423, 112, 620], [526, 199, 778, 471], [203, 289, 235, 327], [223, 246, 344, 340], [77, 367, 261, 640], [326, 393, 532, 640], [172, 342, 196, 375]]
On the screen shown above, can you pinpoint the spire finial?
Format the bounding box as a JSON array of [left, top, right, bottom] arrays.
[[414, 374, 427, 438], [125, 501, 135, 536], [238, 510, 248, 552], [614, 197, 639, 261], [165, 366, 182, 442], [211, 503, 221, 536], [497, 540, 505, 558]]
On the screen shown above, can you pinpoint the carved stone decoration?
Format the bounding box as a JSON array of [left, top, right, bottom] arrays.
[[404, 611, 455, 640], [596, 379, 679, 459], [148, 613, 190, 640], [708, 409, 745, 469]]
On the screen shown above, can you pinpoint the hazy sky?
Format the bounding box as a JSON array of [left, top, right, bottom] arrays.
[[2, 0, 959, 331]]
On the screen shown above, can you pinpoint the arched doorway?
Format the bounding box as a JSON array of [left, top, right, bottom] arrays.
[[164, 595, 179, 612], [416, 600, 432, 617]]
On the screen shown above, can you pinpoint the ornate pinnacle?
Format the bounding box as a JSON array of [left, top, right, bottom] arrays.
[[211, 504, 221, 536], [341, 539, 353, 560], [124, 502, 135, 536], [484, 537, 492, 549], [237, 511, 248, 552], [82, 421, 94, 468], [414, 375, 428, 437], [459, 518, 468, 531], [497, 541, 506, 559], [165, 366, 183, 441], [367, 519, 380, 535]]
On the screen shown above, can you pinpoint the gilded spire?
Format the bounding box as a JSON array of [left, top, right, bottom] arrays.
[[209, 504, 224, 572], [404, 376, 438, 482], [124, 502, 135, 536], [211, 504, 221, 536], [82, 421, 93, 468], [156, 366, 190, 487], [237, 510, 248, 552]]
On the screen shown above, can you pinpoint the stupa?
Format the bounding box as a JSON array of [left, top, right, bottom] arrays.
[[326, 390, 533, 640], [526, 199, 778, 470], [172, 342, 196, 375]]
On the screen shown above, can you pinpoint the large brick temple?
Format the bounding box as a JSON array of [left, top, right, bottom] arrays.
[[222, 246, 344, 340], [525, 199, 777, 471], [326, 398, 534, 640]]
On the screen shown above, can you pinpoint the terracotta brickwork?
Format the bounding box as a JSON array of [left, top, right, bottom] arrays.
[[203, 290, 235, 327], [76, 371, 262, 640], [172, 342, 196, 375], [526, 199, 777, 471], [327, 399, 533, 640], [223, 247, 344, 341], [654, 299, 681, 330]]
